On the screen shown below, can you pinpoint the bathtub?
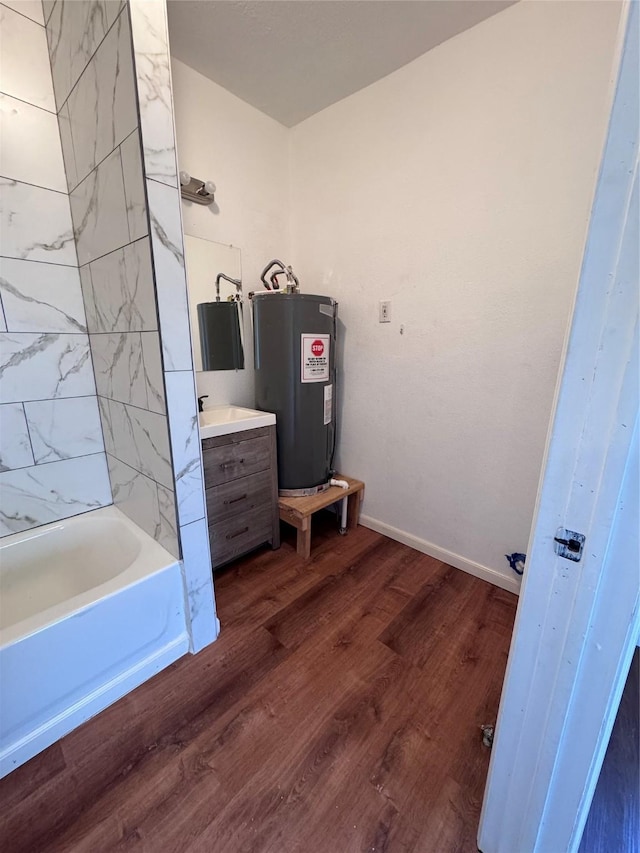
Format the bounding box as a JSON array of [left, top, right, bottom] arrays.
[[0, 506, 190, 778]]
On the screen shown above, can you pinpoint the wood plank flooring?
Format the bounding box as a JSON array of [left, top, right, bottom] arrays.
[[0, 517, 517, 853]]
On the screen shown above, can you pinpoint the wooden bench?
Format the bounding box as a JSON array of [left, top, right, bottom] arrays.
[[278, 475, 365, 559]]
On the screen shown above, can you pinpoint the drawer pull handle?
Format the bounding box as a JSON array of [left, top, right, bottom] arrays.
[[224, 493, 247, 506], [226, 526, 249, 540], [219, 458, 245, 470]]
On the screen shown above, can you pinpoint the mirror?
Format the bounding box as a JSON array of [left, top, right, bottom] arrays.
[[183, 234, 245, 372]]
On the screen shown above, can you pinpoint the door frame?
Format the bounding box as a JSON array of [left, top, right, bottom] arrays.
[[478, 3, 639, 851]]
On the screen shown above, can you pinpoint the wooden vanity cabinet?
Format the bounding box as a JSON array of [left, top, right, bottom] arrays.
[[202, 425, 280, 568]]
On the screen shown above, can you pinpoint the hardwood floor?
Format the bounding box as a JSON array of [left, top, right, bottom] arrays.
[[0, 517, 517, 853]]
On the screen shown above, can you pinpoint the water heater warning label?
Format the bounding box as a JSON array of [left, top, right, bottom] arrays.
[[323, 384, 333, 425], [301, 334, 330, 383]]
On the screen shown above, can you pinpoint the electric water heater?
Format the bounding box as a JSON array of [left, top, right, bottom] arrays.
[[253, 292, 337, 496]]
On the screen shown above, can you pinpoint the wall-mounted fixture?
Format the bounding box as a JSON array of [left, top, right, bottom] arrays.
[[179, 170, 216, 205]]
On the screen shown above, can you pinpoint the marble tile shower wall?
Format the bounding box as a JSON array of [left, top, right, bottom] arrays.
[[0, 1, 111, 536], [129, 0, 217, 650], [45, 0, 179, 557]]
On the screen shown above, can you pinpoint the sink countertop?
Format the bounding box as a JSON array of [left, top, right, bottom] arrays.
[[199, 405, 276, 440]]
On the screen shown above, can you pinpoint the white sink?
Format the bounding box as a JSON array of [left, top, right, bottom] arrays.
[[199, 405, 276, 440]]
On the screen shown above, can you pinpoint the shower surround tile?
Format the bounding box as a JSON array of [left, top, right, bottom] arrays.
[[128, 0, 177, 187], [0, 258, 86, 334], [141, 331, 165, 414], [70, 147, 129, 266], [65, 7, 136, 188], [107, 398, 173, 490], [98, 395, 115, 455], [107, 454, 178, 557], [0, 94, 66, 193], [2, 0, 45, 25], [0, 403, 35, 471], [157, 482, 178, 557], [179, 517, 217, 652], [25, 397, 104, 463], [0, 333, 94, 403], [147, 179, 193, 372], [46, 0, 107, 109], [90, 331, 147, 408], [0, 300, 6, 333], [164, 371, 205, 526], [42, 0, 56, 25], [121, 130, 148, 242], [83, 239, 156, 333], [0, 453, 112, 536], [0, 179, 77, 266], [58, 101, 79, 192], [0, 5, 56, 111]]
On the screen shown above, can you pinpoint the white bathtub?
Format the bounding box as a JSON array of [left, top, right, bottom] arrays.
[[0, 506, 190, 778]]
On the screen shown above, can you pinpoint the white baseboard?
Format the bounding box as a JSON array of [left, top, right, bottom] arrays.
[[359, 515, 521, 595]]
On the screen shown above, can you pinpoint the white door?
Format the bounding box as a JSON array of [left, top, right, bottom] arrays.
[[478, 3, 639, 851]]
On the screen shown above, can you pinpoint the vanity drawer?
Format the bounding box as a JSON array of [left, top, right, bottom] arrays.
[[202, 434, 271, 487], [209, 505, 273, 567], [205, 470, 272, 525]]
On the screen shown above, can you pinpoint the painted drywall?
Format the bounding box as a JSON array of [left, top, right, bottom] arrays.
[[289, 0, 623, 588], [0, 2, 111, 536], [170, 57, 290, 408]]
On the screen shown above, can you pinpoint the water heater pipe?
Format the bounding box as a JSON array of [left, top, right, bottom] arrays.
[[330, 478, 349, 489]]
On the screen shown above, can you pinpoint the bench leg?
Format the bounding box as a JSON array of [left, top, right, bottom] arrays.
[[297, 518, 311, 559], [347, 490, 363, 530]]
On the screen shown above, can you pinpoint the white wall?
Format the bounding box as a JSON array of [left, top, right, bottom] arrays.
[[289, 0, 622, 589], [171, 58, 290, 407]]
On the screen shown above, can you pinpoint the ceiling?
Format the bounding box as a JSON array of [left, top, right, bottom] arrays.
[[166, 1, 516, 127]]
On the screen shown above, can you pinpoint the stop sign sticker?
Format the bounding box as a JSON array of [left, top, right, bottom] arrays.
[[301, 333, 330, 383]]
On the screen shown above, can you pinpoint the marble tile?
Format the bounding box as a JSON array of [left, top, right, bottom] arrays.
[[0, 403, 35, 471], [46, 0, 107, 109], [179, 517, 218, 652], [0, 5, 56, 112], [0, 299, 6, 333], [0, 257, 86, 333], [156, 482, 179, 558], [0, 94, 66, 192], [121, 130, 148, 242], [90, 331, 147, 407], [2, 0, 45, 25], [42, 0, 55, 25], [0, 332, 94, 403], [107, 452, 164, 546], [97, 394, 115, 455], [108, 398, 172, 489], [58, 101, 78, 191], [128, 0, 177, 187], [141, 331, 166, 414], [86, 239, 156, 333], [66, 8, 136, 187], [0, 452, 112, 536], [24, 396, 104, 462], [146, 179, 193, 371], [70, 147, 129, 266], [104, 0, 124, 31], [164, 370, 205, 526], [78, 264, 97, 331], [0, 178, 77, 266]]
